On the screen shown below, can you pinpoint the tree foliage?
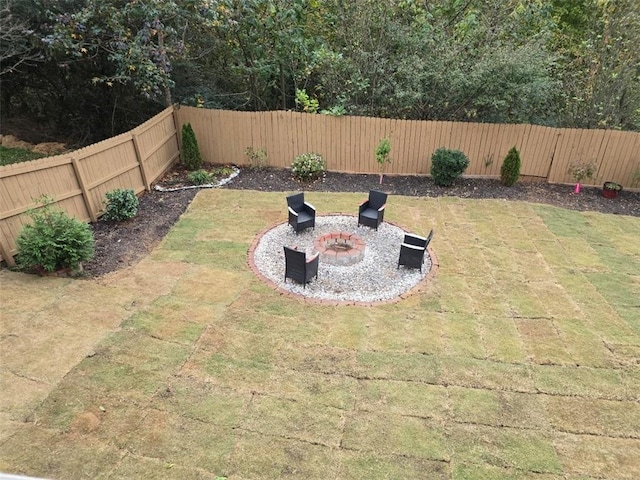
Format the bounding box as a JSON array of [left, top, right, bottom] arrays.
[[1, 0, 638, 146]]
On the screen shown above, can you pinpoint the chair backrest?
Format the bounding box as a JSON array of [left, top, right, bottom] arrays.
[[286, 193, 305, 212], [284, 246, 305, 269], [403, 233, 427, 248], [368, 190, 388, 210]]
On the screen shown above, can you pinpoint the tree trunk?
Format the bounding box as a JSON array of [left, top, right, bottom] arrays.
[[157, 29, 173, 107], [280, 63, 286, 110]]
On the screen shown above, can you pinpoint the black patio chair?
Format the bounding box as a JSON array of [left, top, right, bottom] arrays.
[[358, 190, 388, 230], [397, 230, 433, 272], [286, 192, 316, 233], [284, 246, 319, 288]]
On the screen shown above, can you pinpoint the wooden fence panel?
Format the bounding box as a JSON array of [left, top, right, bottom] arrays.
[[0, 155, 90, 264], [520, 125, 555, 178], [0, 106, 177, 264], [4, 105, 638, 266], [596, 130, 640, 186], [176, 108, 639, 188], [134, 107, 180, 184]]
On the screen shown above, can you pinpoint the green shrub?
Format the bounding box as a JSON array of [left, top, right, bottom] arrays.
[[102, 188, 138, 222], [188, 169, 215, 185], [213, 166, 234, 177], [16, 196, 95, 273], [291, 152, 326, 181], [182, 122, 202, 171], [500, 146, 521, 186], [430, 148, 470, 186]]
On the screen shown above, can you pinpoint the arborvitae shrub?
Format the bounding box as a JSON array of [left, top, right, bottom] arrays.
[[430, 148, 470, 186], [16, 196, 95, 273], [102, 188, 138, 222], [500, 146, 521, 186], [182, 122, 202, 171]]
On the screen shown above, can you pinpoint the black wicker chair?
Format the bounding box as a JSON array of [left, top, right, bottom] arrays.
[[397, 230, 433, 272], [287, 193, 316, 233], [284, 246, 319, 288], [358, 190, 388, 230]]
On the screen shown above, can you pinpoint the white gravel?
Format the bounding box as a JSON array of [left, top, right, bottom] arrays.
[[252, 215, 432, 303]]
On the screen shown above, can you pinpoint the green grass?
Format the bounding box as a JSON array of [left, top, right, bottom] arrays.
[[2, 190, 639, 479], [0, 145, 44, 166]]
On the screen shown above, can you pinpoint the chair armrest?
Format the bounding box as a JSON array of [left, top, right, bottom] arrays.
[[359, 200, 368, 207], [307, 252, 320, 263], [304, 202, 316, 213], [288, 207, 299, 217], [378, 203, 386, 212]]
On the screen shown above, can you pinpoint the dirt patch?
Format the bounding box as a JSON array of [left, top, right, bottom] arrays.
[[0, 135, 68, 156], [82, 165, 640, 277]]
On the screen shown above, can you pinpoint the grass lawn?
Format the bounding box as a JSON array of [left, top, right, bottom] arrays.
[[1, 190, 639, 479], [0, 145, 44, 166]]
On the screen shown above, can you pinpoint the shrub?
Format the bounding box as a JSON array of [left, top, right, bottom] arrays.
[[102, 188, 138, 222], [182, 122, 202, 171], [16, 195, 95, 273], [430, 148, 470, 186], [245, 146, 268, 169], [500, 146, 521, 186], [188, 169, 215, 185], [291, 152, 326, 181]]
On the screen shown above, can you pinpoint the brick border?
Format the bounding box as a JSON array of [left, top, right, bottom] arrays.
[[247, 214, 439, 307]]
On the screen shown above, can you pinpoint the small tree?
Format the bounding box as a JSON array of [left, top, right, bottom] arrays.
[[567, 159, 597, 193], [500, 146, 521, 186], [375, 138, 392, 184], [182, 123, 202, 171]]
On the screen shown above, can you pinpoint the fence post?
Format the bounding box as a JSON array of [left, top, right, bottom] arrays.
[[172, 104, 183, 162], [0, 229, 16, 267], [70, 157, 98, 223], [132, 133, 151, 191]]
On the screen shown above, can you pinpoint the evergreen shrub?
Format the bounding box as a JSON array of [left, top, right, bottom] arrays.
[[500, 146, 521, 186], [182, 122, 202, 171], [16, 196, 95, 273], [430, 148, 470, 186], [103, 188, 138, 222]]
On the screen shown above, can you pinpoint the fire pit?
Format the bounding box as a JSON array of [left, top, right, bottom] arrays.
[[314, 232, 365, 266]]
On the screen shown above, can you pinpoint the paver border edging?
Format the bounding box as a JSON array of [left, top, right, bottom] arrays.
[[247, 213, 439, 307]]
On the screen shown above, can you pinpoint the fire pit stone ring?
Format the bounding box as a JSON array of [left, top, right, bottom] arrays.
[[314, 232, 365, 266]]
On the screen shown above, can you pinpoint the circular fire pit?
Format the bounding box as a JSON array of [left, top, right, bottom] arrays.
[[314, 232, 365, 266]]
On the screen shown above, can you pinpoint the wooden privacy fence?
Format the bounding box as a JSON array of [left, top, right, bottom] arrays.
[[0, 106, 180, 266], [178, 106, 640, 187], [1, 104, 639, 266]]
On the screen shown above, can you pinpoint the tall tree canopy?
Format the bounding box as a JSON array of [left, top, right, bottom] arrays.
[[1, 0, 638, 145]]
